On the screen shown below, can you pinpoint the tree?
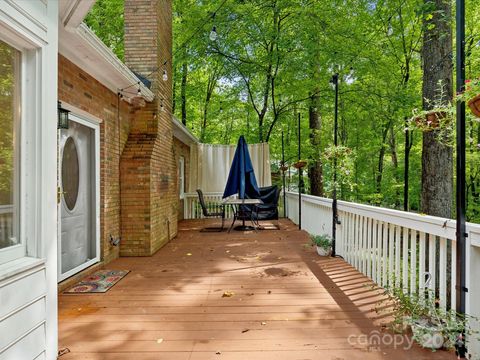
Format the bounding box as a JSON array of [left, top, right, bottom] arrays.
[[420, 0, 453, 218]]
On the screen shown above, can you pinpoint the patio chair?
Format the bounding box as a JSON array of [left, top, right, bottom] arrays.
[[196, 189, 225, 232], [243, 185, 281, 229]]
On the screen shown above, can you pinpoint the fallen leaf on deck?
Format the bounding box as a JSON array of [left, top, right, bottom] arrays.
[[222, 291, 235, 297], [157, 338, 164, 344], [216, 351, 222, 355], [267, 290, 272, 294], [261, 321, 267, 325], [186, 253, 192, 256], [246, 292, 254, 296], [242, 329, 250, 333], [225, 250, 230, 253]]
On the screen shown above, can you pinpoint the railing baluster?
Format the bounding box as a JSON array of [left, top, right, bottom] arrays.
[[365, 217, 371, 278], [372, 219, 378, 283], [428, 234, 437, 303], [419, 231, 426, 301], [410, 229, 417, 295], [388, 224, 395, 287], [382, 222, 388, 288], [451, 239, 457, 311], [402, 227, 409, 293], [348, 213, 354, 264], [439, 237, 447, 311], [395, 225, 401, 289]]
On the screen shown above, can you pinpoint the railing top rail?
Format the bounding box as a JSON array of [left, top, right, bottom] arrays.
[[285, 191, 480, 243]]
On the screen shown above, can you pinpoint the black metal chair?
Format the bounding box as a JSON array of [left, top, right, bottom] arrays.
[[243, 185, 281, 229], [196, 189, 225, 232]]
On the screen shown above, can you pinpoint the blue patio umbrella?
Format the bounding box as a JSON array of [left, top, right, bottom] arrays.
[[223, 135, 260, 199]]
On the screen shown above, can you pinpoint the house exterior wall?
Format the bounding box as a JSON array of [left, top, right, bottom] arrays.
[[58, 55, 134, 265], [0, 2, 58, 359], [174, 138, 191, 220], [121, 0, 177, 256]]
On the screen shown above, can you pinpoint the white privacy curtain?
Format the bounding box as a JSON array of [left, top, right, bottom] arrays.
[[189, 143, 272, 193]]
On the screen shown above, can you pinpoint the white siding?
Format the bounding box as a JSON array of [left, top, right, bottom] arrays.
[[0, 1, 58, 360]]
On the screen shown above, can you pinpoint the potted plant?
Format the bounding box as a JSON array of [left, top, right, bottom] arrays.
[[310, 234, 331, 256], [377, 282, 479, 351], [293, 159, 307, 169], [458, 79, 480, 118], [408, 81, 455, 146]]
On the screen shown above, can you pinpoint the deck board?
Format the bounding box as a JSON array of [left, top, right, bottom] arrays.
[[58, 219, 452, 359]]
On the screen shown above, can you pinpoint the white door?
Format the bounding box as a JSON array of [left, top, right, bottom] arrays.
[[59, 118, 99, 281]]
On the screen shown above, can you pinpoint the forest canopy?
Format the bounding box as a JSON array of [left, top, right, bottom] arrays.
[[85, 0, 480, 222]]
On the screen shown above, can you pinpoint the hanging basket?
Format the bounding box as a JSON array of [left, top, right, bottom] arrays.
[[414, 111, 446, 130], [467, 94, 480, 118], [293, 160, 307, 169], [280, 165, 289, 172]]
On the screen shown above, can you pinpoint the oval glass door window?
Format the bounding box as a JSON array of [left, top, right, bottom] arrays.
[[62, 137, 80, 210]]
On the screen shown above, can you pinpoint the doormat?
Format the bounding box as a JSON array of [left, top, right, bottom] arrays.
[[64, 270, 129, 294]]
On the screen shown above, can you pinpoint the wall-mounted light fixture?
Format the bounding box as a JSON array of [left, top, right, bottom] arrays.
[[57, 101, 70, 129]]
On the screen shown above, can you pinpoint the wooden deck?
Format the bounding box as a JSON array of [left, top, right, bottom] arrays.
[[58, 219, 452, 359]]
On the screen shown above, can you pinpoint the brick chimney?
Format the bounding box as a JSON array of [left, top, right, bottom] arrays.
[[120, 0, 176, 256]]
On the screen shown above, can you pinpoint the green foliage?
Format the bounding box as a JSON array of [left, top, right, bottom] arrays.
[[83, 0, 480, 223], [378, 283, 479, 350], [310, 234, 331, 249], [85, 0, 125, 60]]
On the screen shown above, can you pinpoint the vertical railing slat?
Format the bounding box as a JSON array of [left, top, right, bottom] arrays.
[[372, 219, 378, 283], [419, 231, 426, 302], [382, 222, 388, 288], [402, 227, 409, 293], [428, 234, 437, 302], [451, 240, 457, 312], [388, 224, 395, 287], [395, 225, 401, 289], [439, 237, 447, 311], [410, 230, 417, 295]]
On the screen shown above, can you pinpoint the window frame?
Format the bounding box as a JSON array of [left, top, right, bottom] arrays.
[[0, 29, 41, 265], [179, 156, 185, 199]]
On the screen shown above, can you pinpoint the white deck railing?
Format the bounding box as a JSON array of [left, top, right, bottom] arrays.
[[286, 191, 480, 315], [184, 192, 236, 219]]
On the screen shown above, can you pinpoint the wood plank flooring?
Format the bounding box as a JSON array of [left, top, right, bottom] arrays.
[[58, 219, 452, 359]]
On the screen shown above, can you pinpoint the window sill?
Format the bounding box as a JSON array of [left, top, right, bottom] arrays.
[[0, 257, 45, 283]]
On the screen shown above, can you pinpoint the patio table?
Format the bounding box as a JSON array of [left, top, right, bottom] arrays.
[[222, 198, 263, 232]]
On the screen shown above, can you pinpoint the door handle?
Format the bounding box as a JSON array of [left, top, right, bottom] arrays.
[[57, 187, 67, 204]]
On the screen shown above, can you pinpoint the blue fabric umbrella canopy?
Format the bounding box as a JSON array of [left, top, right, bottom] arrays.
[[223, 135, 260, 199]]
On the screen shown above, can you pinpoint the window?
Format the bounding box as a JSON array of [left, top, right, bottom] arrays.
[[179, 156, 185, 199], [0, 39, 20, 253]]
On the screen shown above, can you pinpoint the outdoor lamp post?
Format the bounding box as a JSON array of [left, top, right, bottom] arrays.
[[330, 73, 339, 257], [455, 0, 468, 357]]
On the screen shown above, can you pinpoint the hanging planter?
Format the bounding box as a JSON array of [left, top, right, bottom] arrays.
[[467, 94, 480, 118], [279, 162, 289, 172], [414, 111, 446, 130], [458, 79, 480, 118], [293, 160, 307, 169]]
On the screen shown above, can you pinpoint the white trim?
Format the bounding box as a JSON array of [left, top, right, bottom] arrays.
[[57, 112, 101, 282], [173, 116, 199, 144], [179, 156, 185, 200], [59, 23, 154, 102], [60, 102, 103, 125]]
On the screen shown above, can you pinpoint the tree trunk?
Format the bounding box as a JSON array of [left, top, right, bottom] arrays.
[[421, 0, 453, 218], [308, 93, 323, 196], [181, 60, 188, 126]]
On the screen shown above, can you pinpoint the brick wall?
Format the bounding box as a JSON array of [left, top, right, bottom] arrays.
[[174, 138, 191, 220], [58, 55, 133, 265], [121, 0, 176, 256]]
